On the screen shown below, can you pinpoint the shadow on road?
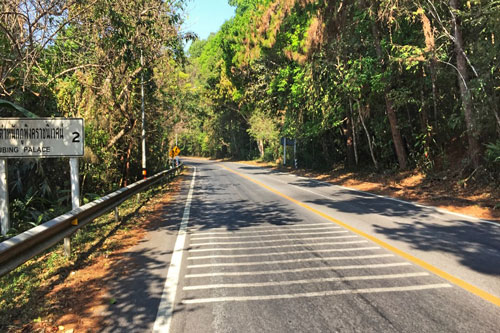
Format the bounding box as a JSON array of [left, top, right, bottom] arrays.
[[97, 180, 192, 332], [372, 221, 500, 276], [190, 196, 301, 231], [181, 161, 302, 231], [306, 190, 436, 219], [98, 160, 302, 331], [97, 159, 500, 331], [305, 192, 500, 276]]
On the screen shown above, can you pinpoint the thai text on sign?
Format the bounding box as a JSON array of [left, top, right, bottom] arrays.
[[0, 118, 84, 158]]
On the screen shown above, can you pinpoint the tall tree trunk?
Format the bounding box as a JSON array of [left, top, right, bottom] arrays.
[[349, 99, 358, 165], [384, 89, 408, 169], [257, 139, 264, 158], [358, 102, 378, 169], [420, 9, 439, 124], [420, 69, 432, 159], [429, 60, 439, 124], [370, 14, 408, 169], [494, 88, 500, 134], [321, 135, 332, 167], [450, 0, 480, 168], [230, 119, 239, 158], [122, 140, 133, 187], [345, 114, 355, 167]]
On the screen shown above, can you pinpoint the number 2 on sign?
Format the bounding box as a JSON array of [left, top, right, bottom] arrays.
[[72, 132, 80, 143]]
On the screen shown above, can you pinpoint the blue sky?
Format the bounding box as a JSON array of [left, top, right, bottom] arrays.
[[182, 0, 235, 49]]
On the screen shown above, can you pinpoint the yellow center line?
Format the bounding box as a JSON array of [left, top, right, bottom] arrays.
[[220, 164, 500, 308]]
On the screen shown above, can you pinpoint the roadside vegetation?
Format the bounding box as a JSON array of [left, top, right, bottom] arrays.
[[1, 2, 499, 238], [0, 0, 192, 237], [178, 1, 499, 183]]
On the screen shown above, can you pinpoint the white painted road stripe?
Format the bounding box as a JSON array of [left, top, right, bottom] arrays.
[[190, 230, 348, 240], [183, 272, 430, 290], [152, 167, 196, 333], [185, 262, 413, 278], [190, 235, 357, 246], [189, 223, 333, 233], [188, 240, 369, 253], [189, 226, 342, 235], [182, 284, 452, 304], [188, 247, 380, 260], [187, 254, 394, 268]]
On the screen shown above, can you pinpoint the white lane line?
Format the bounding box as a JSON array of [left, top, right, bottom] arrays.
[[187, 254, 394, 268], [185, 262, 413, 278], [182, 284, 452, 304], [188, 240, 369, 253], [190, 230, 348, 240], [188, 247, 380, 260], [189, 226, 342, 236], [189, 223, 332, 233], [183, 272, 430, 290], [152, 167, 196, 333], [190, 235, 356, 247]]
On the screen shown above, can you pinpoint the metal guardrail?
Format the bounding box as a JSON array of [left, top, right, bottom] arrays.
[[0, 164, 184, 277]]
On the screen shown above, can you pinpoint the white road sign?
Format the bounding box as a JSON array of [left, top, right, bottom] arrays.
[[0, 118, 84, 158]]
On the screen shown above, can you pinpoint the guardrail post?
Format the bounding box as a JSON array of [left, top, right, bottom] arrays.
[[64, 158, 80, 257], [114, 207, 120, 222], [0, 159, 9, 236]]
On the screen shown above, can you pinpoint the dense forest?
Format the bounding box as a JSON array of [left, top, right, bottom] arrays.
[[1, 0, 499, 237], [181, 0, 500, 172]]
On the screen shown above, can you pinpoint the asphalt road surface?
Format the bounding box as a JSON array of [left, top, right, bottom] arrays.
[[102, 158, 500, 332]]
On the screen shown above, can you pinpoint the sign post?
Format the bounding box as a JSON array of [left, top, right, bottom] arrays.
[[169, 146, 181, 167], [141, 51, 147, 180], [65, 157, 80, 257], [281, 138, 296, 167], [283, 137, 287, 166], [0, 160, 9, 236], [294, 140, 297, 169], [0, 118, 84, 245]]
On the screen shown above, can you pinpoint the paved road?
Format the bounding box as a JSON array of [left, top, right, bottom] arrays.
[[103, 158, 500, 332]]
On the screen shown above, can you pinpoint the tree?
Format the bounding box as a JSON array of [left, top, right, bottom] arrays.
[[449, 0, 480, 168], [247, 111, 279, 158], [0, 0, 189, 235]]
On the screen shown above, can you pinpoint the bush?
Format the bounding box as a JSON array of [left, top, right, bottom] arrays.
[[485, 140, 500, 163]]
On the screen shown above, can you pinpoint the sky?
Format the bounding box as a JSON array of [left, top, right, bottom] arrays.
[[182, 0, 236, 50]]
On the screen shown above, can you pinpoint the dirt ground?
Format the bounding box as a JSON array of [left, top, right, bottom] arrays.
[[13, 160, 499, 332]]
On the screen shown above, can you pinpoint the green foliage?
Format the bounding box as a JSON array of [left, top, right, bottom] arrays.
[[247, 111, 279, 142], [178, 0, 499, 176], [0, 0, 190, 239], [485, 141, 500, 163], [2, 0, 499, 241], [0, 99, 38, 118]]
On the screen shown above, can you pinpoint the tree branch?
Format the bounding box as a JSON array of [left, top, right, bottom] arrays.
[[43, 64, 103, 86]]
